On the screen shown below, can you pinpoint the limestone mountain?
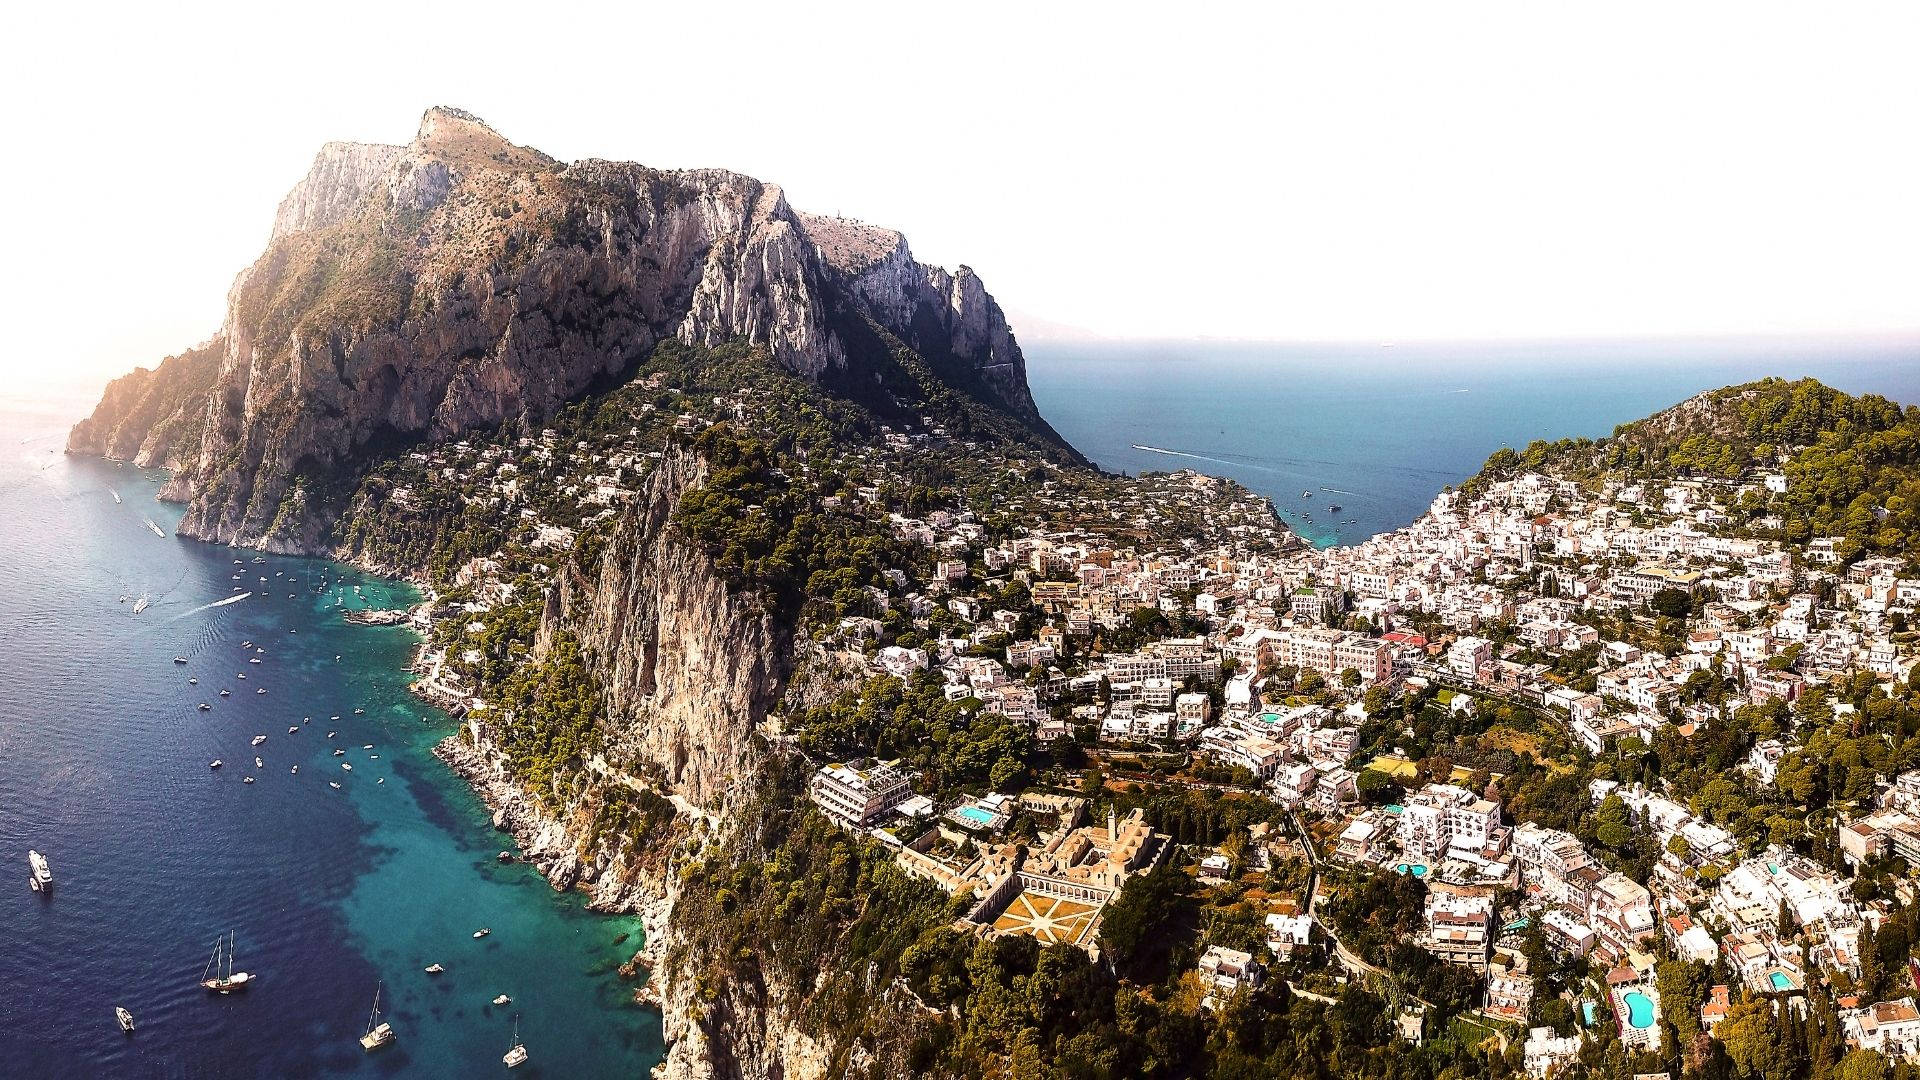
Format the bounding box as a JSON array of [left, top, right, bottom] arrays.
[[70, 106, 1070, 550]]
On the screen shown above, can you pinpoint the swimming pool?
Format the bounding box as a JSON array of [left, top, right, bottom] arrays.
[[955, 806, 996, 825], [1623, 992, 1655, 1029], [1394, 863, 1429, 877], [1769, 971, 1793, 991]]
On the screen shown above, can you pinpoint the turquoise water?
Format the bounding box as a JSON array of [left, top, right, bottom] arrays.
[[0, 400, 663, 1075], [1029, 336, 1920, 546], [1623, 991, 1655, 1029], [956, 806, 995, 825], [1393, 863, 1428, 877], [1770, 971, 1793, 991]]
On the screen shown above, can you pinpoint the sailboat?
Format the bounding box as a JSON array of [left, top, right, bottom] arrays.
[[503, 1014, 528, 1068], [200, 932, 253, 993], [359, 981, 396, 1051]]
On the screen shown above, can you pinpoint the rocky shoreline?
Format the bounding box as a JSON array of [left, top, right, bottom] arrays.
[[430, 735, 677, 977]]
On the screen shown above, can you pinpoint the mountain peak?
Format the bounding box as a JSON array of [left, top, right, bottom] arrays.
[[412, 106, 552, 170]]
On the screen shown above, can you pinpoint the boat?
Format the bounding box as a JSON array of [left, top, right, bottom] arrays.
[[291, 766, 298, 774], [174, 656, 188, 665], [1328, 504, 1343, 512], [341, 763, 352, 772], [200, 932, 252, 993], [241, 641, 253, 648], [219, 690, 230, 697], [243, 777, 255, 785], [353, 708, 365, 715], [288, 727, 299, 734], [329, 782, 341, 789], [131, 594, 150, 615], [473, 928, 490, 939], [334, 749, 346, 756], [110, 490, 122, 505], [252, 736, 267, 746], [198, 703, 212, 711], [493, 994, 511, 1006], [363, 744, 374, 750], [503, 1015, 528, 1068], [359, 982, 396, 1051], [28, 849, 52, 892], [235, 673, 246, 680], [189, 678, 198, 685], [497, 851, 513, 863], [256, 688, 266, 695], [209, 760, 222, 768], [145, 518, 166, 537], [1302, 490, 1311, 498], [116, 1006, 134, 1033], [425, 963, 445, 974], [249, 658, 261, 665], [377, 778, 385, 784], [254, 757, 264, 768]]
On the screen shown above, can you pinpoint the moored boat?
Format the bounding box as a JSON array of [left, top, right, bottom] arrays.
[[28, 849, 52, 892], [359, 982, 396, 1051], [200, 932, 252, 993]]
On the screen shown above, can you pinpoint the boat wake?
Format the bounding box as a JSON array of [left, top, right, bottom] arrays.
[[171, 592, 253, 620], [1129, 444, 1265, 471]]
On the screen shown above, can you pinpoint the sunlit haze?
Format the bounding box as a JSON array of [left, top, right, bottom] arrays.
[[9, 1, 1917, 390]]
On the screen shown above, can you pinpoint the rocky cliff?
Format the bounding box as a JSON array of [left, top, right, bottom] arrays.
[[540, 447, 787, 811], [68, 106, 1063, 551]]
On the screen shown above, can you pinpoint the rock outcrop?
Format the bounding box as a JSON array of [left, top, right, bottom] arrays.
[[68, 106, 1064, 550], [540, 447, 787, 810]]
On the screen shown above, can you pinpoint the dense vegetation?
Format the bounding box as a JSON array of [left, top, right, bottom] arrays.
[[1471, 378, 1920, 566]]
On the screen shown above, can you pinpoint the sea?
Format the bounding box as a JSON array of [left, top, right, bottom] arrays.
[[1028, 335, 1920, 547], [0, 395, 663, 1075], [5, 334, 1919, 1075]]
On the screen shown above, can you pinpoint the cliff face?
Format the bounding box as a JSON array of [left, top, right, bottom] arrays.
[[64, 338, 222, 475], [69, 106, 1055, 550], [541, 447, 787, 810]]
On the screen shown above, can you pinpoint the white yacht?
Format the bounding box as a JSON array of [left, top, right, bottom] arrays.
[[359, 982, 396, 1051], [27, 849, 52, 892], [503, 1015, 527, 1068]]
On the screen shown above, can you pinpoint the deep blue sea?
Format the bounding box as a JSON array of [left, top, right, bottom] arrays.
[[0, 398, 662, 1076], [1028, 336, 1920, 546]]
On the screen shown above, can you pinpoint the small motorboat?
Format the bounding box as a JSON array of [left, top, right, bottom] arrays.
[[254, 757, 264, 768], [341, 763, 352, 772], [473, 928, 491, 939], [249, 658, 261, 665], [189, 678, 198, 685], [377, 778, 385, 784], [116, 1006, 135, 1033], [173, 657, 188, 665], [497, 851, 514, 863], [363, 744, 374, 750], [425, 963, 445, 974], [289, 727, 300, 734], [353, 708, 365, 715], [235, 673, 246, 680], [334, 749, 346, 757], [493, 994, 511, 1006], [329, 782, 341, 790], [209, 760, 222, 769], [243, 777, 255, 785], [256, 688, 266, 695], [291, 766, 299, 774], [199, 703, 212, 711], [252, 736, 268, 746], [219, 690, 231, 698]]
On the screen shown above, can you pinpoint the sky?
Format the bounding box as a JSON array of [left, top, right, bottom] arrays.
[[6, 1, 1917, 390]]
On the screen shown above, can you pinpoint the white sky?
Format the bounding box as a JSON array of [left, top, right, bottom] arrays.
[[7, 0, 1916, 388]]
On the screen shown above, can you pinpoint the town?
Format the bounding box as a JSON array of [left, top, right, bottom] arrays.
[[364, 358, 1920, 1077]]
